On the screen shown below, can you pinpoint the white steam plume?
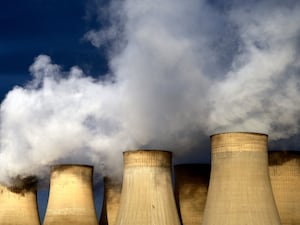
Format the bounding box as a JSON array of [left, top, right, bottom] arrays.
[[208, 0, 300, 138], [0, 56, 131, 183], [1, 0, 300, 184]]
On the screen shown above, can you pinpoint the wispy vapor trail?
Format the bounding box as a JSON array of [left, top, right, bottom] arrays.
[[0, 0, 300, 184]]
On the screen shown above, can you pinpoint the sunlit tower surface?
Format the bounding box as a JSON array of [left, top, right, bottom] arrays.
[[269, 151, 300, 225], [202, 132, 281, 225], [43, 164, 98, 225], [115, 150, 181, 225], [0, 177, 40, 225], [174, 164, 210, 225]]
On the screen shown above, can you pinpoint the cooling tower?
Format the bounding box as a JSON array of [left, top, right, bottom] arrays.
[[269, 151, 300, 225], [99, 194, 108, 225], [202, 132, 281, 225], [114, 150, 181, 225], [43, 164, 98, 225], [0, 177, 40, 225], [99, 177, 121, 225], [174, 164, 210, 225]]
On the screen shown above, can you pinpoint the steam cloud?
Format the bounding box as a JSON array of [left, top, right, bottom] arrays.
[[0, 0, 300, 184]]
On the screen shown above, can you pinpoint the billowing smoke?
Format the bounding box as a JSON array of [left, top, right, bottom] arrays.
[[1, 0, 300, 184]]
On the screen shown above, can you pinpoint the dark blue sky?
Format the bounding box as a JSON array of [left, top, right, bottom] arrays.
[[0, 0, 108, 101], [0, 0, 107, 221]]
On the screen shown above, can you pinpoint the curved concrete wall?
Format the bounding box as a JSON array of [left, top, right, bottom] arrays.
[[43, 165, 98, 225], [269, 151, 300, 225], [174, 164, 210, 225], [202, 132, 281, 225], [0, 179, 40, 225], [99, 177, 121, 225], [115, 150, 181, 225]]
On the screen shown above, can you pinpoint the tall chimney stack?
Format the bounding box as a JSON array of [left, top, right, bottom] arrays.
[[0, 177, 40, 225], [202, 132, 281, 225], [174, 164, 210, 225], [269, 151, 300, 225], [43, 164, 98, 225], [99, 177, 122, 225], [114, 150, 181, 225]]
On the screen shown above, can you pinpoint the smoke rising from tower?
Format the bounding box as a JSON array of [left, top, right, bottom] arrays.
[[0, 0, 300, 183]]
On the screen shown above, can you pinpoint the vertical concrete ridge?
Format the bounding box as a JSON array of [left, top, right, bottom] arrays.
[[202, 132, 281, 225], [269, 151, 300, 225], [174, 164, 210, 225], [0, 181, 40, 225], [115, 150, 181, 225], [43, 164, 98, 225]]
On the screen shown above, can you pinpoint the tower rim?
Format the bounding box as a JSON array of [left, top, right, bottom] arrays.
[[210, 131, 268, 138]]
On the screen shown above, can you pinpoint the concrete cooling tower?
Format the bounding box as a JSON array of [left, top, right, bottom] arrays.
[[0, 177, 40, 225], [174, 164, 210, 225], [269, 151, 300, 225], [99, 177, 122, 225], [43, 164, 98, 225], [114, 150, 181, 225], [202, 132, 281, 225]]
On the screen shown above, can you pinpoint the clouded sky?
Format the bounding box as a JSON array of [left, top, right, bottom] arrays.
[[1, 0, 300, 222]]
